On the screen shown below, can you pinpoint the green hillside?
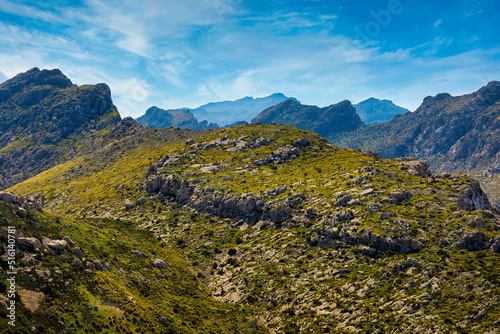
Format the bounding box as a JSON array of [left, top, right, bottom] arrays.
[[6, 123, 500, 333]]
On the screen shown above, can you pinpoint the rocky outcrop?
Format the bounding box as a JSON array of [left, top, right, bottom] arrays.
[[455, 231, 486, 251], [457, 181, 492, 211], [398, 158, 432, 177], [312, 224, 424, 254], [0, 191, 44, 214]]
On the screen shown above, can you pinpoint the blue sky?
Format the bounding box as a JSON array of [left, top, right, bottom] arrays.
[[0, 0, 499, 117]]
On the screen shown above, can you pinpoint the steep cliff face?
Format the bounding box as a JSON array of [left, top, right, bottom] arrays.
[[252, 99, 363, 138], [0, 67, 121, 188]]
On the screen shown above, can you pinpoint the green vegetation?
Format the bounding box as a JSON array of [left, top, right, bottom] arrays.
[[5, 123, 500, 333]]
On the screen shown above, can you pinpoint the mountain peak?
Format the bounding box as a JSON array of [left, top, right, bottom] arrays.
[[354, 97, 409, 124]]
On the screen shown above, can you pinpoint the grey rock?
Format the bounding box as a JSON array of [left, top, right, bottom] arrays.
[[388, 190, 413, 202], [151, 258, 168, 269], [42, 237, 68, 250], [136, 197, 148, 205], [490, 237, 500, 253], [86, 261, 96, 270], [72, 258, 81, 267], [457, 181, 492, 211], [455, 231, 486, 251], [62, 236, 75, 248], [93, 260, 104, 271], [292, 137, 311, 147], [131, 250, 148, 258], [266, 185, 288, 196], [17, 237, 42, 253], [0, 191, 18, 204], [378, 212, 394, 220], [335, 194, 352, 206], [366, 202, 382, 213]]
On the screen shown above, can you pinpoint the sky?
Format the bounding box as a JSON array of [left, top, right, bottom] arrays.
[[0, 0, 499, 117]]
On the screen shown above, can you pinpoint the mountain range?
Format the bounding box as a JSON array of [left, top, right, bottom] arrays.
[[1, 68, 500, 333], [192, 93, 297, 126]]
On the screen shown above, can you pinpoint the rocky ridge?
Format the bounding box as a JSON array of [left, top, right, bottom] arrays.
[[252, 99, 364, 138]]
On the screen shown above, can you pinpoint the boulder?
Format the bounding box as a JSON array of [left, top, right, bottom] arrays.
[[93, 260, 104, 271], [388, 190, 413, 202], [490, 237, 500, 253], [136, 197, 148, 205], [131, 250, 148, 258], [0, 191, 18, 204], [151, 258, 168, 269], [42, 237, 68, 250], [62, 236, 75, 248], [18, 237, 42, 253], [85, 261, 96, 270], [72, 258, 81, 267], [124, 199, 135, 210]]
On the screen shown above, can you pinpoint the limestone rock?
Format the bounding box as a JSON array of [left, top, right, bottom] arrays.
[[151, 258, 168, 269], [456, 181, 492, 211], [131, 250, 148, 258], [18, 237, 42, 253]]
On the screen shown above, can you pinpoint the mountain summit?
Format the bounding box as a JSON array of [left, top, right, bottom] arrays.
[[0, 67, 121, 188], [354, 97, 409, 123]]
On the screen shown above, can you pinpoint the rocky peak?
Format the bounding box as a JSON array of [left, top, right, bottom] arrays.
[[0, 67, 73, 102]]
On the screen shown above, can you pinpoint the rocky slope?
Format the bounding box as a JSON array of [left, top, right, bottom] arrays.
[[354, 97, 409, 124], [252, 99, 364, 138], [136, 106, 219, 130], [0, 191, 265, 333], [9, 123, 500, 333], [0, 67, 121, 189], [193, 93, 296, 126]]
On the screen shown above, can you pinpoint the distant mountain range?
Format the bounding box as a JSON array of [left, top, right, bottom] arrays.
[[136, 106, 218, 130], [330, 81, 500, 176], [252, 99, 363, 138], [354, 97, 409, 123], [191, 93, 297, 126]]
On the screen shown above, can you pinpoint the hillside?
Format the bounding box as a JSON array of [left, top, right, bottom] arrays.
[[192, 93, 296, 126], [9, 122, 500, 333], [354, 98, 409, 124], [0, 67, 121, 189], [330, 81, 500, 203], [136, 106, 219, 130], [252, 99, 363, 138], [0, 192, 266, 334]]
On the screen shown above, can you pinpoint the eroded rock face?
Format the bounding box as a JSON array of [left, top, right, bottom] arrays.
[[399, 158, 432, 177], [457, 181, 492, 211]]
